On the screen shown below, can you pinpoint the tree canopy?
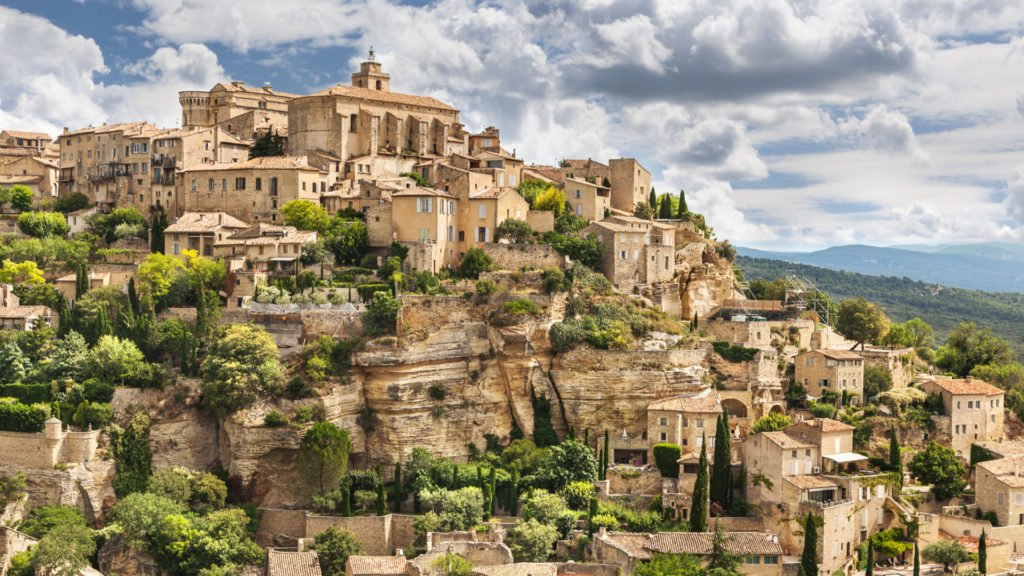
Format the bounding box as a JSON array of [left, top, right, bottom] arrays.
[[200, 323, 285, 415], [908, 441, 967, 501], [836, 297, 890, 349]]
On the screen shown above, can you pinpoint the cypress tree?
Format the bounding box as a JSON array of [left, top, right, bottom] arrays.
[[150, 208, 167, 254], [648, 188, 657, 209], [602, 176, 610, 188], [711, 408, 732, 512], [488, 467, 497, 516], [128, 277, 140, 314], [798, 568, 807, 576], [531, 385, 557, 447], [890, 426, 903, 491], [865, 538, 874, 576], [510, 468, 520, 515], [678, 190, 688, 217], [477, 466, 484, 488], [658, 195, 673, 219], [587, 497, 598, 536], [979, 530, 987, 574], [95, 306, 111, 340], [376, 481, 387, 516], [56, 294, 71, 336], [601, 429, 610, 480], [689, 436, 709, 532], [393, 462, 403, 512], [912, 542, 920, 576], [482, 483, 493, 520], [692, 313, 699, 330], [801, 513, 818, 576], [341, 486, 352, 516], [75, 262, 89, 299], [584, 428, 590, 447]]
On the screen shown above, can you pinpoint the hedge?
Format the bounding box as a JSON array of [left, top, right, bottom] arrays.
[[652, 443, 682, 478], [712, 341, 758, 362], [0, 401, 49, 432], [0, 383, 50, 404], [356, 283, 389, 302]]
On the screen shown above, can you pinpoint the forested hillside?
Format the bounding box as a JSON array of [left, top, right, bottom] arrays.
[[736, 256, 1024, 355]]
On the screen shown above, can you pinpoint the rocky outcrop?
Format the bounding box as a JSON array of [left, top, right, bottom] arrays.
[[676, 242, 739, 320], [0, 460, 115, 524], [98, 534, 159, 576]]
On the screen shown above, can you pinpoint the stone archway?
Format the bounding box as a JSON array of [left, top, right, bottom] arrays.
[[769, 404, 785, 415], [721, 398, 749, 418]]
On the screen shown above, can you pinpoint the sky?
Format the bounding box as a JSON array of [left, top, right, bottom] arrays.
[[2, 0, 1024, 251]]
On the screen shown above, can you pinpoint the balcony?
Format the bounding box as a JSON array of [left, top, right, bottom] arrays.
[[152, 153, 176, 169]]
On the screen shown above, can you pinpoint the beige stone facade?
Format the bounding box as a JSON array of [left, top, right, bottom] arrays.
[[608, 158, 651, 213], [391, 186, 459, 272], [0, 284, 57, 331], [794, 349, 865, 404], [743, 431, 819, 506], [921, 377, 1005, 458], [583, 215, 675, 293], [179, 81, 296, 137], [0, 130, 51, 154], [164, 211, 249, 257], [976, 455, 1024, 527], [181, 155, 325, 222], [564, 177, 611, 221], [0, 156, 58, 201], [859, 347, 915, 389], [646, 389, 722, 464]]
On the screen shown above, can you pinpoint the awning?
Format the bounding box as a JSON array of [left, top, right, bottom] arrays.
[[269, 257, 297, 262], [823, 452, 869, 464]]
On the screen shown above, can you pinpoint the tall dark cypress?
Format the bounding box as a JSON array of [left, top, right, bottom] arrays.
[[510, 468, 520, 516], [658, 195, 673, 219], [677, 190, 688, 217], [150, 208, 167, 254], [689, 436, 709, 532], [587, 497, 598, 535], [128, 277, 140, 314], [912, 542, 920, 576], [601, 429, 610, 481], [801, 513, 818, 576], [711, 408, 732, 512], [890, 426, 903, 491], [979, 530, 987, 574], [393, 462, 403, 512], [865, 538, 874, 576], [648, 187, 657, 209], [75, 262, 89, 299]]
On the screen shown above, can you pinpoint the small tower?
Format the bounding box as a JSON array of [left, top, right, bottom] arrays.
[[44, 416, 63, 447], [351, 46, 391, 92]]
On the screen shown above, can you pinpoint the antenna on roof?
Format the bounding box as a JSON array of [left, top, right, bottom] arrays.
[[368, 45, 376, 62]]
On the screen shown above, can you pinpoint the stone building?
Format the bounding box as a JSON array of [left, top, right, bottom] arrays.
[[345, 555, 408, 576], [0, 284, 57, 331], [164, 211, 250, 257], [591, 529, 784, 576], [921, 377, 1005, 459], [57, 121, 155, 209], [784, 418, 866, 474], [793, 349, 865, 405], [564, 177, 611, 221], [582, 215, 676, 294], [559, 158, 610, 185], [975, 455, 1024, 527], [267, 548, 322, 576], [181, 155, 326, 222], [858, 347, 915, 389], [0, 130, 51, 153], [0, 156, 58, 201], [288, 54, 466, 180], [214, 223, 317, 307], [390, 186, 459, 272], [0, 417, 99, 470], [179, 81, 296, 138], [608, 158, 651, 213], [743, 431, 819, 507], [646, 389, 722, 464]]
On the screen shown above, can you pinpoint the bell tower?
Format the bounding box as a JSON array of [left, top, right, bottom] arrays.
[[351, 46, 391, 92]]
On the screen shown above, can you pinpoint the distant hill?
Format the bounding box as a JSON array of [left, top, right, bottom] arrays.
[[736, 243, 1024, 293], [735, 256, 1024, 356]]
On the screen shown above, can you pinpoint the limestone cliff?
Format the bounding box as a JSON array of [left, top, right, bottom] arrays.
[[676, 241, 739, 320]]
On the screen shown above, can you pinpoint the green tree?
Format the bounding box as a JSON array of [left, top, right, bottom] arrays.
[[520, 490, 576, 537], [30, 523, 95, 576], [648, 188, 657, 210], [889, 427, 902, 480], [936, 322, 1014, 377], [531, 386, 558, 447], [431, 553, 473, 576], [836, 297, 890, 349], [495, 219, 533, 243], [299, 422, 352, 495], [922, 541, 972, 574], [362, 291, 400, 336], [327, 221, 369, 265], [535, 439, 599, 491], [708, 522, 742, 573], [420, 486, 485, 531], [515, 179, 549, 204], [86, 335, 148, 386], [249, 129, 285, 158], [0, 341, 30, 383], [546, 233, 602, 269], [658, 195, 673, 219], [9, 185, 32, 212], [711, 409, 732, 512], [864, 365, 894, 398], [17, 211, 69, 237], [690, 437, 709, 532], [634, 553, 704, 576], [53, 192, 90, 214], [913, 542, 920, 576], [138, 252, 185, 301], [108, 412, 153, 497], [91, 207, 146, 244], [633, 202, 654, 220], [505, 518, 558, 562], [0, 259, 45, 286], [200, 323, 284, 415], [282, 200, 331, 232], [18, 505, 86, 539], [801, 513, 819, 576], [109, 492, 186, 550], [751, 412, 792, 433], [652, 443, 681, 478], [532, 186, 566, 216], [677, 190, 688, 217], [150, 207, 167, 253], [908, 442, 967, 501], [456, 247, 495, 279], [75, 261, 89, 299], [865, 537, 874, 576], [310, 527, 364, 576], [0, 472, 26, 507]]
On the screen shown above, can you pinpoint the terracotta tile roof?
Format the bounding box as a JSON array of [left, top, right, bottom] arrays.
[[345, 555, 408, 575], [266, 549, 322, 576], [2, 130, 51, 141], [473, 563, 558, 576], [761, 431, 814, 450], [601, 533, 652, 560], [647, 531, 783, 556], [0, 305, 55, 319], [165, 212, 250, 233], [811, 349, 864, 360], [307, 84, 457, 111], [930, 378, 1003, 396], [789, 418, 854, 433], [182, 155, 320, 172], [391, 186, 455, 198], [649, 389, 722, 414], [785, 475, 840, 490]]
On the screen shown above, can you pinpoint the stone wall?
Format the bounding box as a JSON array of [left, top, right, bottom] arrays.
[[607, 468, 662, 496], [398, 295, 485, 336], [299, 308, 363, 340], [526, 210, 554, 233], [481, 243, 567, 271], [256, 508, 308, 545], [1, 527, 34, 576], [304, 514, 417, 555], [0, 431, 56, 469]]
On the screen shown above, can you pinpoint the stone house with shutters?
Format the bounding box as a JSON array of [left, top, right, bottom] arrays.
[[591, 529, 784, 576], [975, 455, 1024, 527], [793, 349, 865, 405], [564, 177, 611, 221], [608, 158, 651, 213], [390, 186, 459, 273], [920, 377, 1005, 459], [582, 214, 676, 294], [646, 388, 723, 467], [163, 211, 249, 257]]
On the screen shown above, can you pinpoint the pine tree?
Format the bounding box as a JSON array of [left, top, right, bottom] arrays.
[[979, 530, 987, 574], [678, 190, 688, 217], [801, 513, 818, 576], [912, 542, 920, 576], [865, 537, 874, 576], [75, 262, 89, 299], [711, 408, 732, 512], [658, 195, 673, 219], [393, 462, 403, 512], [128, 277, 140, 314], [648, 188, 657, 209], [601, 429, 610, 481], [689, 436, 709, 532]]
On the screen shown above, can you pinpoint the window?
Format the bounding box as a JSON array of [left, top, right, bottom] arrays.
[[173, 243, 180, 255], [477, 227, 488, 242], [764, 556, 779, 565], [576, 204, 582, 216], [270, 177, 278, 195], [208, 178, 214, 191], [620, 250, 627, 260], [350, 114, 358, 132], [659, 417, 668, 426], [478, 204, 487, 218], [696, 419, 704, 428], [792, 450, 797, 458], [255, 178, 262, 191], [664, 256, 670, 270], [745, 556, 760, 564], [659, 432, 667, 442], [191, 179, 197, 192], [1016, 493, 1022, 505], [459, 231, 465, 242], [416, 198, 433, 213], [575, 189, 582, 198], [141, 163, 148, 174], [235, 177, 246, 190], [221, 178, 227, 192]]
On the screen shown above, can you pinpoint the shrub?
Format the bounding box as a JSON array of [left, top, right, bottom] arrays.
[[559, 481, 596, 510], [363, 291, 400, 336], [550, 320, 587, 352], [652, 443, 682, 478], [16, 212, 68, 238], [72, 401, 113, 429], [503, 299, 541, 316], [456, 248, 495, 279], [428, 383, 447, 400], [809, 401, 837, 419], [355, 283, 389, 303], [0, 383, 50, 404], [752, 412, 793, 433], [264, 409, 288, 427], [495, 219, 533, 243], [475, 280, 497, 296], [540, 267, 567, 294], [0, 401, 48, 432], [712, 341, 758, 362]]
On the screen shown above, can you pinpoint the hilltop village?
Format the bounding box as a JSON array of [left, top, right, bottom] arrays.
[[0, 55, 1021, 576]]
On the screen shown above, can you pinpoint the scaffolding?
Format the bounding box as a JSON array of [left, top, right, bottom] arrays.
[[783, 272, 834, 327]]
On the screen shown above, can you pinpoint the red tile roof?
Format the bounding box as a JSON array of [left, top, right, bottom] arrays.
[[930, 378, 1003, 396]]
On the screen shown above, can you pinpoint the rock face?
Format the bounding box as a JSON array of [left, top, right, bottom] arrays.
[[0, 460, 115, 524], [676, 241, 739, 320], [98, 534, 160, 576]]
